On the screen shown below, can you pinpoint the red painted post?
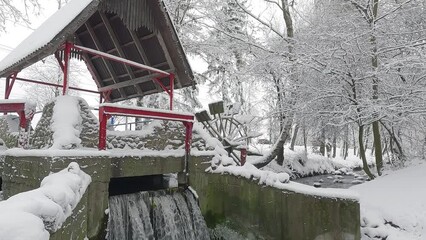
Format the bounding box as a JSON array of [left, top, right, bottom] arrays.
[[98, 107, 107, 150], [5, 72, 18, 99], [169, 73, 175, 110], [240, 147, 247, 166], [62, 42, 72, 95], [5, 76, 10, 99]]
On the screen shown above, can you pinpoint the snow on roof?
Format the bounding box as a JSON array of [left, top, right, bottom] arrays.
[[0, 0, 94, 74]]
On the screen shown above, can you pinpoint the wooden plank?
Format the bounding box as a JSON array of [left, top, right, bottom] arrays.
[[99, 12, 143, 95], [74, 35, 104, 88], [156, 32, 181, 88], [129, 29, 163, 93], [98, 72, 168, 92], [84, 21, 127, 98]]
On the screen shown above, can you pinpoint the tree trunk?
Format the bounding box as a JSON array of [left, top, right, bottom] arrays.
[[372, 121, 383, 175], [352, 126, 357, 155], [380, 121, 404, 163], [359, 125, 375, 179], [289, 124, 299, 151], [332, 133, 337, 158], [253, 116, 293, 168], [343, 125, 349, 160], [320, 127, 326, 156], [303, 126, 308, 152], [370, 0, 384, 176]]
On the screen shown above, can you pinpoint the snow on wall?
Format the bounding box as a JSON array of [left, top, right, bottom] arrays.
[[0, 162, 91, 240], [208, 161, 358, 200], [207, 145, 358, 200]]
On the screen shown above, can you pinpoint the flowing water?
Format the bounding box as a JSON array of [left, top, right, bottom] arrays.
[[107, 189, 210, 240], [293, 170, 369, 189]]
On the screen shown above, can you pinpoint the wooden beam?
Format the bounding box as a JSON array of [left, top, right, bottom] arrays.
[[101, 62, 170, 82], [156, 32, 181, 88], [109, 89, 159, 103], [74, 35, 104, 88], [98, 72, 169, 92], [99, 12, 143, 95], [84, 21, 127, 98], [129, 29, 163, 93]]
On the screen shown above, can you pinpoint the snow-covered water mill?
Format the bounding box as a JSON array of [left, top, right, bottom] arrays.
[[6, 0, 426, 239], [107, 189, 209, 240]]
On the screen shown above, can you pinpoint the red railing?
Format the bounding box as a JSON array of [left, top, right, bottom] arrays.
[[0, 101, 34, 148], [98, 104, 194, 169]]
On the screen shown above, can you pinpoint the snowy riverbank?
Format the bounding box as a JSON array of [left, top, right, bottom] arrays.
[[351, 162, 426, 240]]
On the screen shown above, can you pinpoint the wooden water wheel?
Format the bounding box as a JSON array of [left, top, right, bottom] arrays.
[[195, 101, 260, 165]]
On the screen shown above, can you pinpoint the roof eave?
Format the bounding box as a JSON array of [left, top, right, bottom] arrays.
[[0, 0, 100, 78]]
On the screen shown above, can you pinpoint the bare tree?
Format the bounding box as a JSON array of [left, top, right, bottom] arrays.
[[0, 0, 40, 32]]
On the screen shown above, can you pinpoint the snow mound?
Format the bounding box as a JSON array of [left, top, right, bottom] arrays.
[[351, 163, 426, 239], [208, 145, 291, 188], [51, 96, 82, 149], [258, 146, 336, 178], [0, 162, 91, 240], [32, 96, 98, 149]]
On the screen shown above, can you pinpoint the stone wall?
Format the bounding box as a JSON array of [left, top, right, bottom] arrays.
[[189, 156, 361, 240], [1, 153, 186, 240], [31, 97, 98, 149], [1, 153, 360, 240]]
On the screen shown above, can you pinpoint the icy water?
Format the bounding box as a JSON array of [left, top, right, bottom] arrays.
[[107, 189, 210, 240], [293, 170, 369, 189]]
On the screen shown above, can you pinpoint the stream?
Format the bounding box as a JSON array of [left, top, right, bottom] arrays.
[[293, 169, 369, 189]]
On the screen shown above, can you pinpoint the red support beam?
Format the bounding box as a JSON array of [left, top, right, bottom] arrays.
[[98, 107, 108, 150], [5, 72, 18, 99], [5, 76, 10, 100], [0, 101, 34, 148], [62, 42, 72, 95], [14, 77, 100, 95], [169, 73, 175, 110]]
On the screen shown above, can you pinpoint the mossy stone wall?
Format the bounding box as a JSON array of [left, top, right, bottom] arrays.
[[189, 156, 361, 240]]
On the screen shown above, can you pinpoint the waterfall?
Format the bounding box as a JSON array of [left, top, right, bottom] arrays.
[[107, 189, 210, 240]]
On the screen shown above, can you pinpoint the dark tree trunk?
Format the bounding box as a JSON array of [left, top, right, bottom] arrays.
[[359, 125, 375, 179], [332, 133, 337, 158], [289, 124, 299, 151]]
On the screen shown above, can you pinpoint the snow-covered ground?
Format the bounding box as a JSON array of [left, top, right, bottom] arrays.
[[351, 162, 426, 240], [214, 141, 426, 239], [251, 144, 375, 178]]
